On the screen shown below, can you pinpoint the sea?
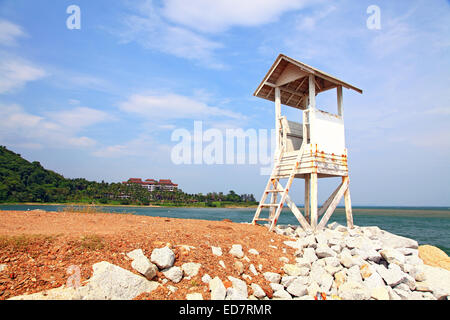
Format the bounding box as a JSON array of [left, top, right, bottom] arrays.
[[1, 204, 449, 255]]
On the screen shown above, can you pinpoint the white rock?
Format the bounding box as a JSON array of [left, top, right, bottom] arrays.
[[248, 248, 259, 255], [280, 275, 297, 288], [295, 257, 311, 268], [270, 283, 284, 292], [364, 272, 385, 290], [374, 263, 408, 287], [83, 261, 159, 300], [380, 248, 406, 266], [347, 265, 363, 283], [286, 278, 308, 297], [377, 230, 419, 249], [251, 283, 266, 299], [249, 264, 258, 276], [263, 272, 281, 284], [370, 286, 390, 300], [126, 249, 145, 261], [131, 255, 158, 280], [227, 276, 248, 298], [229, 244, 244, 259], [209, 276, 226, 300], [181, 262, 201, 278], [186, 293, 203, 300], [316, 244, 337, 258], [283, 264, 306, 277], [226, 287, 248, 300], [339, 248, 358, 268], [338, 280, 371, 300], [162, 266, 183, 283], [201, 274, 211, 284], [211, 246, 222, 256], [0, 264, 7, 272], [219, 260, 226, 269], [272, 289, 292, 300], [150, 246, 175, 270], [303, 247, 318, 264]]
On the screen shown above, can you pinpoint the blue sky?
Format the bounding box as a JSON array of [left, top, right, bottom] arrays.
[[0, 0, 449, 206]]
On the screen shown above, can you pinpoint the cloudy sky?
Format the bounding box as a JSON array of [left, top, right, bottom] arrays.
[[0, 0, 449, 206]]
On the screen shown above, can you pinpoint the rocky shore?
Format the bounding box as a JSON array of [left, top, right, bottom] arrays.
[[3, 210, 449, 300]]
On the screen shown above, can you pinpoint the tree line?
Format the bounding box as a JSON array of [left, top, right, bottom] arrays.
[[0, 146, 256, 206]]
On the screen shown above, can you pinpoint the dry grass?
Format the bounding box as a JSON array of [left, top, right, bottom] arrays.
[[78, 234, 105, 250], [0, 234, 57, 249], [59, 204, 106, 214]]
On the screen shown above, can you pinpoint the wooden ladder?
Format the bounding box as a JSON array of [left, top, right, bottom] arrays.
[[252, 143, 311, 232]]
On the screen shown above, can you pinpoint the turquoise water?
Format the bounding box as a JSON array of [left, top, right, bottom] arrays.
[[1, 204, 449, 255]]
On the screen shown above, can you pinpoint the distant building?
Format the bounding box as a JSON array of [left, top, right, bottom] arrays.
[[122, 178, 178, 192]]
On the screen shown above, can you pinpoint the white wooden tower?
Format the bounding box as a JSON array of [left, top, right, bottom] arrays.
[[251, 54, 363, 232]]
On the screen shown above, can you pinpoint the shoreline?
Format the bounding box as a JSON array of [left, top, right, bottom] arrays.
[[0, 210, 449, 300], [0, 202, 259, 209]]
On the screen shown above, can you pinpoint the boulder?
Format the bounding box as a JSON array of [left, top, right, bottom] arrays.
[[228, 276, 248, 298], [377, 230, 419, 249], [286, 278, 308, 297], [370, 286, 390, 300], [250, 283, 266, 299], [374, 264, 408, 287], [263, 272, 281, 284], [283, 264, 307, 277], [315, 244, 337, 258], [186, 293, 203, 300], [303, 247, 318, 264], [272, 289, 292, 300], [338, 281, 371, 300], [201, 274, 212, 284], [211, 246, 223, 256], [380, 248, 406, 266], [229, 244, 244, 259], [150, 246, 175, 269], [209, 276, 226, 300], [162, 266, 183, 283], [181, 262, 201, 278], [225, 287, 248, 300], [131, 255, 158, 280]]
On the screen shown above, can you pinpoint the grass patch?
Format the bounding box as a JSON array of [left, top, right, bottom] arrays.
[[79, 234, 105, 250], [0, 234, 57, 249], [59, 204, 106, 214]]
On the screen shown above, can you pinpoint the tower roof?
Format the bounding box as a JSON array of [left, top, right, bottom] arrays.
[[254, 54, 363, 109]]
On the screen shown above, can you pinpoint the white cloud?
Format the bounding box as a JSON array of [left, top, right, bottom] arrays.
[[0, 58, 47, 94], [116, 0, 224, 68], [92, 134, 171, 159], [0, 19, 27, 46], [0, 103, 112, 150], [162, 0, 313, 33], [119, 93, 243, 120]]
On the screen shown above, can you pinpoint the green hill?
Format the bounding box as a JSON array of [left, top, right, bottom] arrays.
[[0, 146, 256, 206]]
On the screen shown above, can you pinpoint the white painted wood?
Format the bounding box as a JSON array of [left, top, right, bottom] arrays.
[[310, 172, 318, 228], [309, 109, 345, 155], [317, 178, 349, 230], [337, 85, 343, 118], [275, 87, 281, 153], [308, 75, 316, 109], [343, 176, 354, 229], [304, 175, 310, 223]]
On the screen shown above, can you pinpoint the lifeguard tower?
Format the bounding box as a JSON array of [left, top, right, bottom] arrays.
[[251, 54, 362, 232]]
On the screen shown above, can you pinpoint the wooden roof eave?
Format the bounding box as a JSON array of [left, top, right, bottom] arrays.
[[253, 54, 363, 107]]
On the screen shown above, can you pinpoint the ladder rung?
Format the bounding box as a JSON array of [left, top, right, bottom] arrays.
[[266, 189, 282, 193], [254, 218, 272, 222], [260, 204, 279, 207]]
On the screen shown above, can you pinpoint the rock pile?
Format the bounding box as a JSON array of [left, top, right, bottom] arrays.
[[8, 222, 450, 300]]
